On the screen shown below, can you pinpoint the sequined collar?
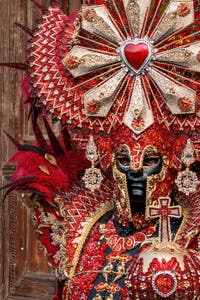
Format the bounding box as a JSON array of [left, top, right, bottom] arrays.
[[100, 219, 157, 254]]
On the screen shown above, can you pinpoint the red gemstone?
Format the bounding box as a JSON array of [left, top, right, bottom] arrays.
[[134, 119, 141, 127], [178, 97, 192, 112], [86, 100, 100, 114], [182, 102, 190, 109], [132, 116, 145, 131], [123, 42, 150, 71], [66, 55, 79, 69], [179, 4, 188, 13], [154, 273, 175, 296], [83, 8, 97, 22], [182, 103, 190, 109], [178, 4, 190, 16]]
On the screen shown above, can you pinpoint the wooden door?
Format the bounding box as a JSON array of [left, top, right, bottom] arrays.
[[0, 1, 81, 299]]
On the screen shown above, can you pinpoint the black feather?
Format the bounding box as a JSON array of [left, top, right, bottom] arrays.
[[18, 144, 46, 155], [61, 125, 73, 151], [3, 130, 21, 148], [32, 118, 51, 153], [43, 118, 65, 156], [0, 62, 27, 70], [15, 22, 33, 36], [30, 0, 47, 13]]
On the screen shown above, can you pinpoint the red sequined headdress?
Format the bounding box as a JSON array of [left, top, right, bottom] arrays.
[[20, 0, 199, 169]]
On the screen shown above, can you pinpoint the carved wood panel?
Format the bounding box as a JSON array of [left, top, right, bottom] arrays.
[[0, 1, 81, 299]]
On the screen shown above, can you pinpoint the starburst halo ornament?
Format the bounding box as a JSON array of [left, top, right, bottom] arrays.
[[26, 0, 200, 172], [28, 0, 199, 139]]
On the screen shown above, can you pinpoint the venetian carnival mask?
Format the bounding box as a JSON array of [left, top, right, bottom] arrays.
[[113, 144, 163, 212], [110, 125, 171, 226]]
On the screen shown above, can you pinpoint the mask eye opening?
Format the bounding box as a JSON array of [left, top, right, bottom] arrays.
[[143, 150, 162, 176], [115, 148, 131, 172]]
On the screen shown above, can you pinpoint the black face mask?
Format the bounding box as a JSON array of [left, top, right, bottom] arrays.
[[117, 151, 162, 213]]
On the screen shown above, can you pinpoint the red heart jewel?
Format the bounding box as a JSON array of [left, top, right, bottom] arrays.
[[154, 273, 175, 296], [123, 42, 150, 72]]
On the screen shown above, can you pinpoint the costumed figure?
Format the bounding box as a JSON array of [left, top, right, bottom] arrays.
[[3, 0, 200, 299]]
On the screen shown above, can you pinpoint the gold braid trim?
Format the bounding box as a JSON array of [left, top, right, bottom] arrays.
[[174, 207, 188, 244], [65, 203, 114, 300]]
